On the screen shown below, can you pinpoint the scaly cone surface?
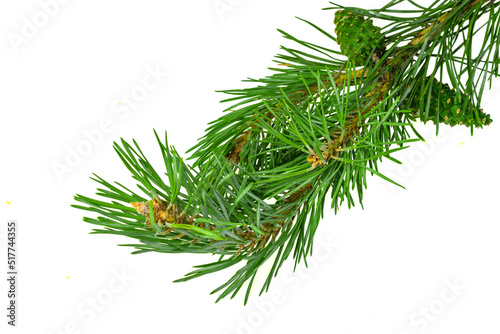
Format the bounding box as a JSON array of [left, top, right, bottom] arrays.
[[408, 77, 493, 127], [334, 9, 385, 65]]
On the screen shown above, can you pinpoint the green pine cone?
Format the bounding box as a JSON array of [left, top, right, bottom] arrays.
[[334, 10, 385, 66], [409, 77, 493, 128]]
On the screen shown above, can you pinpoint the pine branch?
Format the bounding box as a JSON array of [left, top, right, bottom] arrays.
[[74, 0, 500, 304]]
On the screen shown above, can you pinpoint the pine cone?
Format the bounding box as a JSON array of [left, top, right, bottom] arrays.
[[409, 77, 493, 127], [334, 10, 385, 66]]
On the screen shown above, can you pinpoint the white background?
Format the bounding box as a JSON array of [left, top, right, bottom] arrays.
[[1, 0, 499, 333]]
